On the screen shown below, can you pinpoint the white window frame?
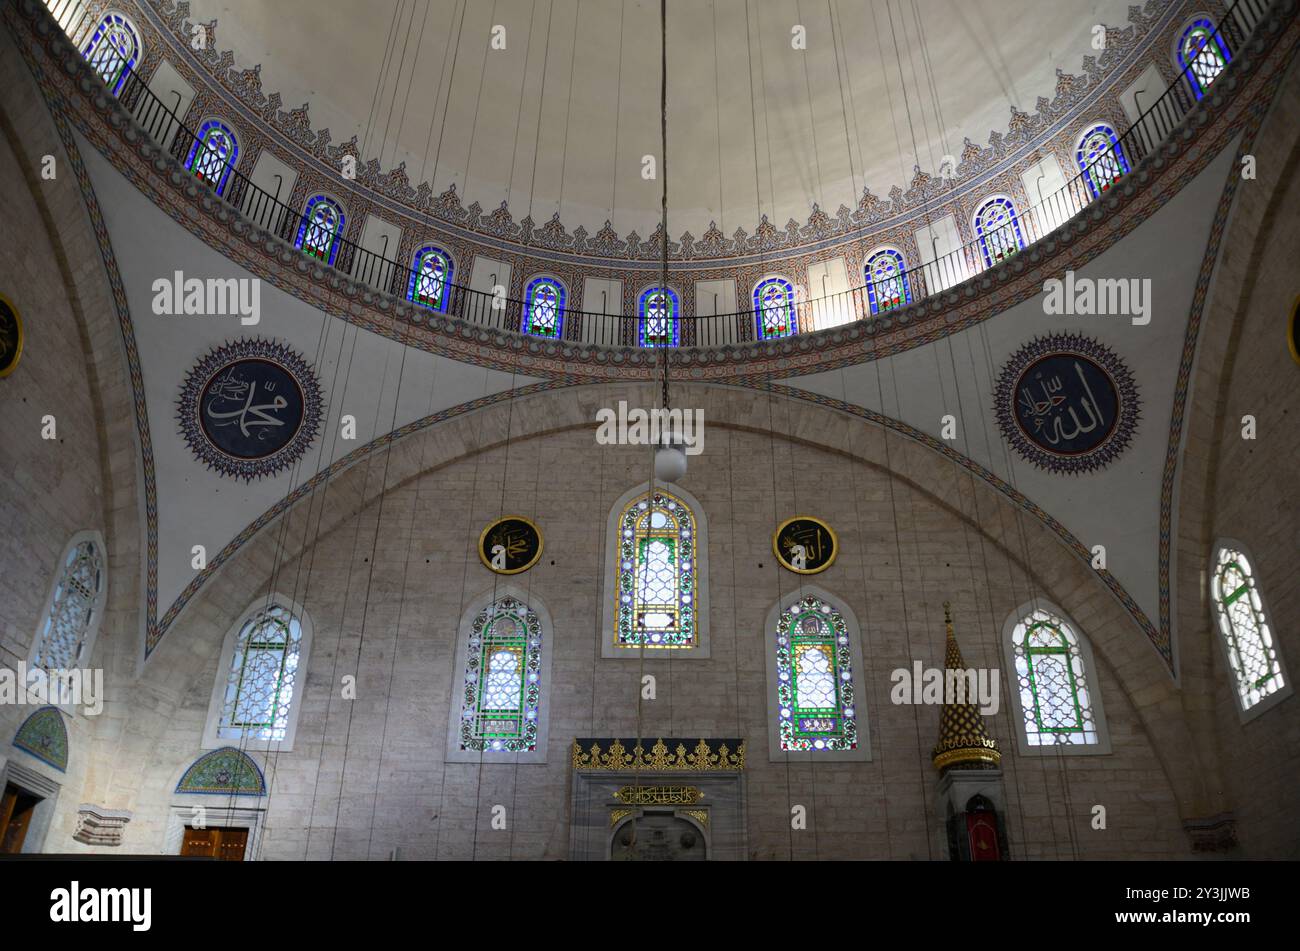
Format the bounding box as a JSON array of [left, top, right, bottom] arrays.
[[601, 481, 710, 659], [201, 594, 313, 753], [26, 530, 108, 707], [445, 584, 554, 764], [1210, 537, 1292, 722], [764, 585, 871, 762], [1001, 598, 1112, 756]]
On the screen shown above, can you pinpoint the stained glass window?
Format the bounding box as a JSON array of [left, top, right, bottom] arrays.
[[523, 276, 565, 337], [408, 245, 454, 312], [616, 489, 697, 648], [864, 248, 911, 314], [185, 120, 239, 197], [1179, 18, 1231, 99], [295, 195, 345, 266], [1010, 607, 1099, 746], [82, 13, 140, 95], [753, 277, 796, 339], [974, 197, 1025, 269], [1077, 125, 1130, 199], [638, 286, 680, 348], [775, 595, 858, 752], [32, 536, 104, 672], [1211, 546, 1285, 712], [455, 596, 543, 753], [215, 604, 304, 743]]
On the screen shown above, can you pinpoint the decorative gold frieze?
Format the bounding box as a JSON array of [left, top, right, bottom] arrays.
[[613, 785, 703, 806], [682, 809, 710, 827], [571, 737, 746, 772], [609, 808, 633, 827]]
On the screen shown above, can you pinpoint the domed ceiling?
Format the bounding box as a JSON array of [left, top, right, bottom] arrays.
[[187, 0, 1136, 238]]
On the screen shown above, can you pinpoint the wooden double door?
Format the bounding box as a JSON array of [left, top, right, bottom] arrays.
[[1, 783, 41, 853], [180, 825, 249, 861]]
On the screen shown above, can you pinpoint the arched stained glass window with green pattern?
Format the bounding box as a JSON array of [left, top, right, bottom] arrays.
[[1010, 607, 1099, 746], [1211, 546, 1285, 711], [216, 604, 303, 743], [616, 489, 697, 648], [455, 596, 542, 753]]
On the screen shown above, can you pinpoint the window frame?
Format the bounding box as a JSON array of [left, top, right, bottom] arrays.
[[1175, 15, 1232, 101], [201, 594, 313, 753], [636, 285, 683, 348], [1001, 599, 1112, 756], [972, 195, 1025, 269], [184, 117, 240, 197], [522, 274, 567, 338], [408, 244, 456, 312], [445, 585, 554, 764], [862, 246, 912, 315], [295, 193, 348, 267], [752, 275, 797, 340], [601, 481, 710, 659], [1209, 538, 1292, 722], [764, 585, 870, 762], [26, 530, 108, 688], [1075, 123, 1130, 200]]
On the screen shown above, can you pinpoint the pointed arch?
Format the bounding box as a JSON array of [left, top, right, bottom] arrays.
[[764, 586, 869, 761], [28, 530, 107, 674], [1210, 539, 1289, 719], [602, 481, 710, 658], [175, 747, 267, 796], [12, 706, 70, 772]]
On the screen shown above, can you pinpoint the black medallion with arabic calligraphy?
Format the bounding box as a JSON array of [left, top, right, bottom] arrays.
[[479, 516, 543, 575], [178, 339, 323, 482], [773, 516, 838, 574], [994, 334, 1139, 475]]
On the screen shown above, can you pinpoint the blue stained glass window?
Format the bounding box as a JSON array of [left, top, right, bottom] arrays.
[[1179, 19, 1231, 100], [864, 249, 911, 315], [753, 277, 796, 339], [185, 120, 239, 196], [295, 195, 345, 266], [523, 276, 565, 338], [1077, 125, 1130, 199], [775, 596, 859, 752], [974, 197, 1025, 269], [407, 246, 454, 312], [616, 490, 697, 649], [456, 596, 543, 753], [82, 13, 141, 96], [638, 286, 680, 348]]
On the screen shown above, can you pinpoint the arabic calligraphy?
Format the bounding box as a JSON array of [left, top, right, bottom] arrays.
[[479, 517, 543, 574], [774, 517, 838, 574], [1012, 354, 1118, 456], [0, 296, 22, 378], [198, 358, 305, 460]]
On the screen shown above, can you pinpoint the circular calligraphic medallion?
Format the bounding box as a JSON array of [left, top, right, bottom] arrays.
[[773, 516, 838, 574], [178, 339, 322, 481], [0, 294, 23, 378], [1288, 295, 1300, 367], [994, 334, 1139, 474], [479, 516, 544, 575]]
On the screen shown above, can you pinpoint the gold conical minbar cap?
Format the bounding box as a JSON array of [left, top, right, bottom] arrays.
[[931, 602, 1001, 772]]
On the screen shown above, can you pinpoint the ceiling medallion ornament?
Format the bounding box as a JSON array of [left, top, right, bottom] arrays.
[[176, 338, 323, 482], [994, 333, 1140, 474], [0, 293, 23, 378], [773, 516, 838, 574], [478, 516, 544, 575]]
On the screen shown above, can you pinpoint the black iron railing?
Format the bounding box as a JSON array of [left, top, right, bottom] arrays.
[[41, 0, 1270, 349]]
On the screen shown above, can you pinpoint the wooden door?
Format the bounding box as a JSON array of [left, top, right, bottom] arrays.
[[180, 825, 249, 860], [1, 784, 40, 854]]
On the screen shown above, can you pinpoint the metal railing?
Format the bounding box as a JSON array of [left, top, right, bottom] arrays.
[[42, 0, 1270, 349]]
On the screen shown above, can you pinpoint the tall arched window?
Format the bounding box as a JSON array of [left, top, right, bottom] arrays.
[[1076, 124, 1130, 199], [82, 12, 141, 95], [638, 286, 680, 348], [1211, 543, 1287, 715], [603, 483, 709, 657], [203, 598, 311, 750], [184, 119, 239, 197], [29, 532, 106, 673], [765, 591, 867, 759], [1005, 604, 1108, 750], [446, 589, 552, 762], [523, 276, 566, 337], [753, 277, 796, 339], [1178, 17, 1231, 99], [295, 195, 346, 266], [973, 197, 1025, 269], [408, 245, 454, 312], [864, 248, 911, 314]]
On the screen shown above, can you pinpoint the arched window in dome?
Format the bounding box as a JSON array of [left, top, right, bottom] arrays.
[[767, 592, 866, 758], [638, 286, 680, 348], [864, 248, 911, 315], [82, 12, 141, 96], [1006, 605, 1105, 749], [203, 599, 311, 750], [30, 532, 106, 674], [1076, 124, 1130, 199], [295, 195, 346, 267], [185, 120, 239, 197], [1211, 543, 1286, 714], [523, 276, 566, 338], [1178, 17, 1231, 100], [408, 245, 454, 312], [973, 197, 1025, 269], [753, 277, 796, 339], [604, 485, 708, 654], [446, 591, 551, 761]]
